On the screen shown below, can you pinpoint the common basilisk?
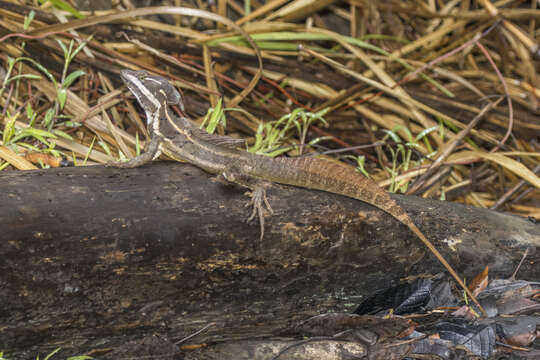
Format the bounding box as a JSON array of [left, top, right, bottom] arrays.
[[110, 69, 485, 315]]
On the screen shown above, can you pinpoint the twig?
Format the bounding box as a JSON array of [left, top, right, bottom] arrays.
[[475, 42, 513, 152], [407, 97, 503, 195], [174, 322, 216, 345], [510, 248, 529, 280], [490, 164, 540, 210]]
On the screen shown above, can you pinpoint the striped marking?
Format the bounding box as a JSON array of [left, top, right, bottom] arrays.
[[122, 71, 161, 125]]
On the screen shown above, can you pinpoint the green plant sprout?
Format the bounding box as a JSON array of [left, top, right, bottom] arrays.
[[3, 38, 89, 128], [249, 107, 330, 157], [0, 32, 90, 169], [381, 125, 438, 193], [440, 190, 446, 201], [0, 107, 71, 169], [340, 154, 370, 178], [1, 33, 89, 129], [201, 102, 330, 157], [200, 97, 228, 134], [82, 136, 97, 166], [0, 57, 42, 100], [437, 116, 479, 149], [200, 97, 256, 136], [1, 111, 62, 151], [55, 38, 89, 109]]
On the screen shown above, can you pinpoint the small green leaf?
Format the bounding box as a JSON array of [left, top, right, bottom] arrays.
[[264, 146, 292, 157], [43, 347, 61, 360], [16, 142, 40, 151], [398, 181, 409, 193], [61, 121, 82, 128], [10, 129, 53, 146], [307, 136, 332, 145], [26, 103, 34, 119], [440, 190, 446, 201], [68, 151, 76, 166], [63, 70, 85, 88], [415, 126, 438, 142], [69, 36, 92, 61], [381, 129, 402, 143], [15, 57, 56, 85], [24, 10, 35, 29], [21, 128, 58, 139], [57, 88, 67, 110], [51, 129, 73, 140], [5, 73, 42, 84], [438, 118, 446, 139], [404, 142, 420, 149], [202, 98, 225, 134], [43, 108, 55, 127], [98, 140, 112, 156], [83, 137, 96, 165], [6, 56, 15, 68], [354, 155, 370, 178], [56, 38, 69, 59], [2, 113, 18, 143], [392, 124, 412, 141]]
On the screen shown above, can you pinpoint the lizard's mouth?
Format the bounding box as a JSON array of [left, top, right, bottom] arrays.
[[120, 69, 137, 80], [120, 69, 147, 87]]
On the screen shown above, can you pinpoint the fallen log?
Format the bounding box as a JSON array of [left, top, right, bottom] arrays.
[[1, 162, 538, 358]]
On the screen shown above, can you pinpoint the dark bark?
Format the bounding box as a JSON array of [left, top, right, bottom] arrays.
[[1, 162, 538, 359]]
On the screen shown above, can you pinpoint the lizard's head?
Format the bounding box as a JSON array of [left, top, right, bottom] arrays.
[[120, 69, 184, 125]]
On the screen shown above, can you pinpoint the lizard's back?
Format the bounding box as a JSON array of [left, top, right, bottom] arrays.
[[250, 156, 410, 225]]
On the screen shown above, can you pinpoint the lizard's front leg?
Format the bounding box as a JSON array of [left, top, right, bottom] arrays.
[[107, 135, 163, 168], [218, 169, 273, 242]]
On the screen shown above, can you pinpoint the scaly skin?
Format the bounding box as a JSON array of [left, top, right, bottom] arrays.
[[111, 69, 486, 316]]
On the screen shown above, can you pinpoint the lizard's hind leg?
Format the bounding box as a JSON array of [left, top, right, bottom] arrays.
[[219, 170, 273, 242], [246, 184, 273, 242]]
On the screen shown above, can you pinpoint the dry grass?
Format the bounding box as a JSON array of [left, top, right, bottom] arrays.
[[0, 0, 538, 218]]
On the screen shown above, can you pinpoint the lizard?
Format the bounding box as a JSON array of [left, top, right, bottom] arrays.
[[110, 69, 486, 315]]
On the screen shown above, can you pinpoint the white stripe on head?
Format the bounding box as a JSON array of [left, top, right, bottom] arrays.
[[123, 72, 161, 111]]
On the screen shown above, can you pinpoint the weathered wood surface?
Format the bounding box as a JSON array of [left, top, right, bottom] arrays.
[[1, 162, 538, 358]]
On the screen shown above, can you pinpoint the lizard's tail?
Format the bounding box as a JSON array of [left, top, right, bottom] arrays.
[[402, 216, 486, 315], [265, 157, 486, 315], [361, 182, 488, 316]]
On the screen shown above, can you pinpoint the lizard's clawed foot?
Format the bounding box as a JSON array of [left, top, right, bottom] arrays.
[[219, 169, 273, 242], [246, 186, 273, 241]]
